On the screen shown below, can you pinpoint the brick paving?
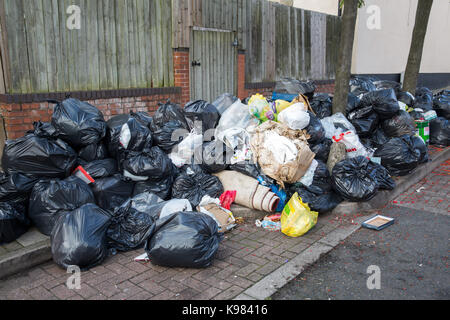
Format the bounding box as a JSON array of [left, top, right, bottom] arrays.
[[0, 207, 359, 300]]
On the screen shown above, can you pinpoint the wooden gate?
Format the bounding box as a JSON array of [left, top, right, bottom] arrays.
[[190, 27, 237, 102]]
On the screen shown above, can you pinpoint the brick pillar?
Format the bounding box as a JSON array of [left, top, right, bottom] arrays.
[[173, 48, 190, 106], [237, 52, 248, 100]]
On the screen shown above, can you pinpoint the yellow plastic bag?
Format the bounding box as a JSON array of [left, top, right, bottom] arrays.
[[274, 100, 293, 114], [281, 193, 318, 238], [248, 94, 276, 123]]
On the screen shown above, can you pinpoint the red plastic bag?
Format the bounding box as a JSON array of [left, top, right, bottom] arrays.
[[220, 191, 236, 210]]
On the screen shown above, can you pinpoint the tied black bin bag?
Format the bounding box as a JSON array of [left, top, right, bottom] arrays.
[[51, 204, 110, 271], [106, 193, 162, 252], [123, 147, 173, 181], [184, 100, 221, 134], [33, 121, 58, 139], [429, 117, 450, 147], [78, 158, 118, 179], [359, 89, 400, 120], [374, 135, 422, 176], [382, 111, 416, 138], [348, 106, 380, 138], [331, 157, 380, 202], [29, 176, 96, 236], [172, 165, 224, 207], [51, 98, 107, 148], [2, 135, 77, 179], [106, 114, 153, 158], [411, 135, 429, 164], [433, 90, 450, 119], [414, 87, 434, 112], [150, 100, 190, 152], [349, 76, 377, 96], [145, 211, 223, 268], [91, 174, 135, 212], [288, 161, 343, 213], [310, 94, 333, 119], [370, 128, 390, 149]]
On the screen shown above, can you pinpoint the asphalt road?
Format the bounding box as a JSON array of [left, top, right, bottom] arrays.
[[272, 205, 449, 300]]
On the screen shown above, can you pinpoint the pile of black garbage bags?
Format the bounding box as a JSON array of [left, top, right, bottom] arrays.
[[0, 98, 225, 270], [0, 76, 449, 272]]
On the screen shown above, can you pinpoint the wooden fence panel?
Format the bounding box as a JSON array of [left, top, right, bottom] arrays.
[[0, 0, 173, 94]]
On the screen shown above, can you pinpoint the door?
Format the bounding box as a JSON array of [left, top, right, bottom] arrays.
[[191, 28, 237, 102]]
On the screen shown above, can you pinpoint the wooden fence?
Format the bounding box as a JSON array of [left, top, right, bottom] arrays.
[[245, 0, 342, 83], [0, 0, 174, 94]]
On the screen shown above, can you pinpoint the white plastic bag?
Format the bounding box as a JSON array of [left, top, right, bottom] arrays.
[[263, 131, 298, 165], [159, 199, 193, 220], [321, 113, 357, 140], [332, 131, 368, 159], [278, 104, 311, 130], [169, 132, 203, 167]]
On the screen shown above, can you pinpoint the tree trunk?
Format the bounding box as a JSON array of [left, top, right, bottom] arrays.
[[332, 0, 359, 114], [402, 0, 433, 95]]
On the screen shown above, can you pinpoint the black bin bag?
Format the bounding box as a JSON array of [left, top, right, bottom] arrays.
[[331, 156, 380, 202], [274, 79, 316, 100], [212, 93, 239, 115], [382, 111, 416, 138], [107, 193, 163, 252], [51, 203, 110, 271], [0, 202, 30, 245], [414, 87, 434, 112], [195, 140, 232, 174], [433, 90, 450, 119], [78, 143, 108, 162], [346, 93, 361, 115], [374, 135, 421, 176], [288, 161, 343, 213], [33, 121, 58, 139], [123, 147, 173, 181], [310, 94, 332, 119], [411, 135, 429, 164], [78, 158, 118, 179], [310, 139, 332, 162], [106, 114, 153, 158], [145, 211, 223, 268], [51, 98, 107, 148], [367, 162, 396, 190], [306, 112, 326, 144], [348, 106, 380, 138], [2, 135, 77, 179], [349, 76, 377, 96], [29, 176, 96, 236], [184, 100, 220, 134], [370, 128, 390, 149], [359, 89, 400, 119], [150, 100, 190, 152], [172, 165, 223, 207], [397, 91, 415, 107], [133, 175, 174, 201], [429, 117, 450, 147], [91, 174, 135, 212]]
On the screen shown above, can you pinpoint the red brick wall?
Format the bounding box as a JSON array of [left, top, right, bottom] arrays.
[[0, 93, 179, 140], [315, 83, 336, 95], [173, 49, 190, 106]]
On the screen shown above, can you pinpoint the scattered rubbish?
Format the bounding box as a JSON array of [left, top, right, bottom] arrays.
[[255, 219, 281, 231], [134, 253, 150, 263]]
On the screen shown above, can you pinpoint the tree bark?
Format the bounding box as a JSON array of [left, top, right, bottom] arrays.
[[332, 0, 359, 114], [402, 0, 433, 95]]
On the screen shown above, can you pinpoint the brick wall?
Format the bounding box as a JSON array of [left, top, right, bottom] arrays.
[[173, 49, 190, 106], [315, 83, 336, 95], [0, 93, 179, 140]]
